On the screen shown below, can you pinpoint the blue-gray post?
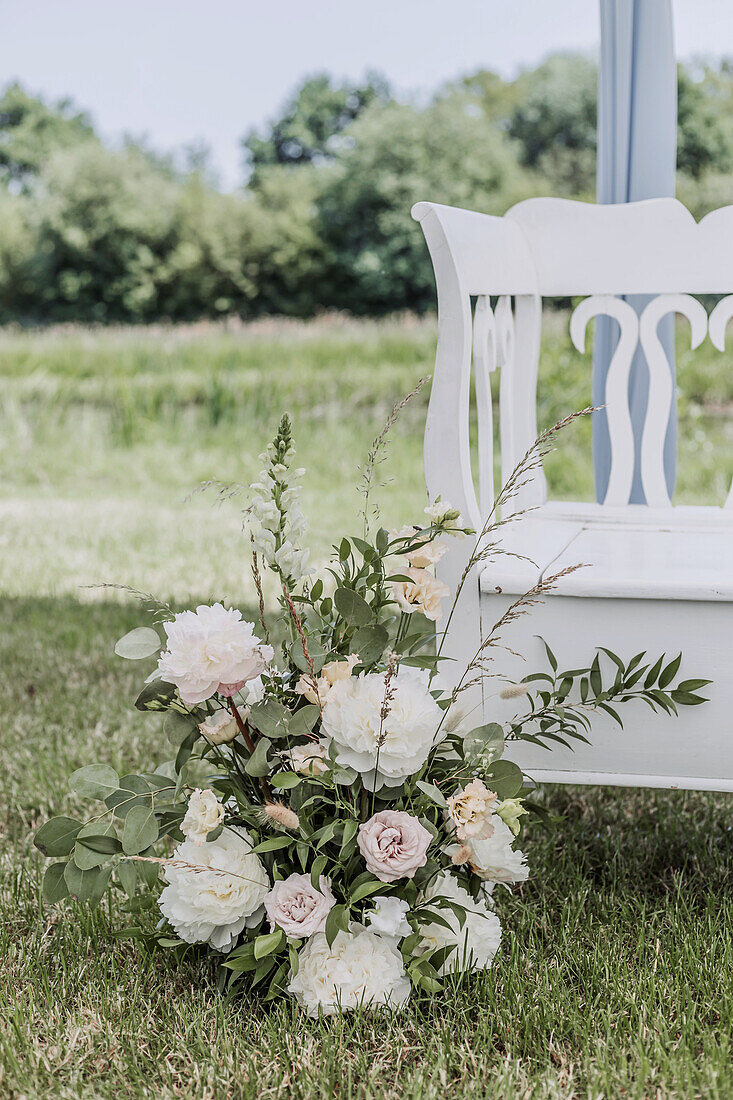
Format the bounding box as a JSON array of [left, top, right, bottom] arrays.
[[594, 0, 678, 503]]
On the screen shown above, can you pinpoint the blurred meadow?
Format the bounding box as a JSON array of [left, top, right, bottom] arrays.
[[1, 312, 731, 601]]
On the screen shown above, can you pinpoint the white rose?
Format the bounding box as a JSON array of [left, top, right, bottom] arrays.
[[198, 711, 238, 745], [158, 829, 269, 951], [288, 924, 411, 1017], [366, 897, 411, 940], [157, 604, 273, 707], [390, 567, 450, 622], [464, 814, 530, 884], [321, 666, 443, 790], [288, 740, 330, 776], [180, 788, 225, 846], [417, 871, 502, 974]]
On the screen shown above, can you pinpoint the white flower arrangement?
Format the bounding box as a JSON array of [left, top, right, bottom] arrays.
[[34, 406, 703, 1017]]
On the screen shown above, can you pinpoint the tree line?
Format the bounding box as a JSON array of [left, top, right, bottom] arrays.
[[1, 54, 732, 323]]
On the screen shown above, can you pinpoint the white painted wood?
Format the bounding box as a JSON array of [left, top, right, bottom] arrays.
[[570, 295, 638, 506], [413, 195, 733, 791], [472, 296, 497, 517], [708, 294, 733, 510], [484, 593, 733, 791], [639, 294, 707, 507]]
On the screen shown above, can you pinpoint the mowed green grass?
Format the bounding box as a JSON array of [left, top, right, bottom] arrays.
[[1, 316, 732, 1098]]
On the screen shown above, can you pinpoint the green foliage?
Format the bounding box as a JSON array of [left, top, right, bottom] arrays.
[[2, 56, 733, 322], [0, 82, 95, 190], [316, 98, 536, 313], [243, 72, 391, 178]]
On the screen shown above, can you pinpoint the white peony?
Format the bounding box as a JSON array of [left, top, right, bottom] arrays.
[[157, 604, 273, 707], [417, 871, 502, 974], [288, 923, 411, 1017], [180, 788, 225, 846], [321, 666, 443, 790], [158, 829, 269, 951], [464, 814, 530, 884], [366, 897, 411, 940]]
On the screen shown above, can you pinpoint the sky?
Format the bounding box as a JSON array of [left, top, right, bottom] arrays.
[[2, 0, 732, 189]]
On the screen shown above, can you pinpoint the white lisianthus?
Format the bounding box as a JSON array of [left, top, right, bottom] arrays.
[[417, 871, 502, 974], [321, 666, 443, 790], [406, 540, 447, 569], [390, 567, 450, 622], [424, 499, 469, 537], [294, 655, 359, 705], [446, 778, 498, 840], [288, 924, 411, 1017], [464, 814, 530, 883], [495, 797, 529, 837], [366, 897, 411, 940], [158, 829, 269, 951], [157, 604, 273, 707], [180, 788, 225, 846]]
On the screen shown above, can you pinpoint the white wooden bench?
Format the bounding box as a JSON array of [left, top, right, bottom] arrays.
[[413, 197, 733, 792]]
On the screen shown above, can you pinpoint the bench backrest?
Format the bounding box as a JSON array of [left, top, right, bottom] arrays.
[[412, 197, 733, 528]]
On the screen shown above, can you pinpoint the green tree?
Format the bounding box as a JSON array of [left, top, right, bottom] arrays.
[[243, 72, 391, 180], [0, 83, 95, 191], [317, 98, 537, 313]]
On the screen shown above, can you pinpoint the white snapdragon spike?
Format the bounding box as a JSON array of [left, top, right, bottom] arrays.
[[157, 604, 273, 707], [320, 666, 443, 790], [366, 897, 411, 940], [287, 924, 411, 1017], [247, 414, 311, 585], [464, 814, 530, 883], [158, 829, 269, 951], [417, 871, 502, 974], [180, 789, 225, 846]]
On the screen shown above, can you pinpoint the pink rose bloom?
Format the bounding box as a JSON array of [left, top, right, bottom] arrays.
[[264, 874, 335, 939], [357, 810, 432, 883]]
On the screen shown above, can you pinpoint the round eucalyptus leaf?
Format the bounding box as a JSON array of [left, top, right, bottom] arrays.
[[114, 627, 161, 660], [43, 862, 69, 903], [69, 764, 120, 801]]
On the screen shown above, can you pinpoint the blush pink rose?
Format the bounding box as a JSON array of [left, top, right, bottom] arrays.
[[357, 810, 432, 883], [264, 874, 335, 939]]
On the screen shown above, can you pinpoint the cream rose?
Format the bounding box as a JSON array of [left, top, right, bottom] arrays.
[[446, 778, 497, 840], [321, 666, 442, 789], [198, 711, 238, 745], [158, 829, 269, 951], [180, 788, 226, 846], [289, 740, 330, 776], [357, 810, 432, 882], [390, 567, 450, 622], [264, 873, 335, 938], [288, 924, 411, 1016], [157, 604, 273, 706], [294, 655, 358, 705], [417, 871, 502, 974]]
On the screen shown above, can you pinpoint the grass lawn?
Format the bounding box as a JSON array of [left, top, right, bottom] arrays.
[[1, 315, 732, 1098]]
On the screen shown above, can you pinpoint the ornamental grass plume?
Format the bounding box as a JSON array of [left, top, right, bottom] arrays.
[[262, 801, 300, 831]]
